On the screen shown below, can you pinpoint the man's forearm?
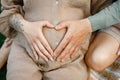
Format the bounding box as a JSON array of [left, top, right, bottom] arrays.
[[88, 0, 120, 31], [9, 14, 26, 33]]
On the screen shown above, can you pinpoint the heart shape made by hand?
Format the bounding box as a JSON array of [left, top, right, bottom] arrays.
[[43, 27, 66, 50]]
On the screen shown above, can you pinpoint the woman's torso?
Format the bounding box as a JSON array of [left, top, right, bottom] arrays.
[[22, 0, 91, 49], [23, 0, 91, 23]]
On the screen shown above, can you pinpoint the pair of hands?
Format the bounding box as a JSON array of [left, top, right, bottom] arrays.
[[22, 19, 92, 62]]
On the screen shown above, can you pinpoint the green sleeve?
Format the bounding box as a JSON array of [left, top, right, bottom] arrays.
[[88, 0, 120, 31]]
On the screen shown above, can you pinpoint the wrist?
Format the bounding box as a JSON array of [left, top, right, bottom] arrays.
[[80, 18, 93, 33], [86, 18, 93, 32]]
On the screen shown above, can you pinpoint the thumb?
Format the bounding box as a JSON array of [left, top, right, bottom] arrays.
[[55, 22, 68, 30], [43, 21, 54, 28]]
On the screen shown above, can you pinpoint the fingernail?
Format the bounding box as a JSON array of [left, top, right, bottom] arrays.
[[45, 58, 49, 62], [36, 56, 38, 60], [34, 54, 38, 60], [50, 57, 54, 61]]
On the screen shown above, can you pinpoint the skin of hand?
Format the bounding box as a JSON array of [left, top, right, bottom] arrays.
[[54, 19, 92, 62], [22, 20, 54, 61], [0, 38, 13, 55]]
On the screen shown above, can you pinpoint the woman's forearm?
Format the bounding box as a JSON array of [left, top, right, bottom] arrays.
[[9, 13, 26, 33]]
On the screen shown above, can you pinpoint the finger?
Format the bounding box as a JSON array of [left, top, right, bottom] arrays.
[[61, 53, 70, 62], [35, 40, 54, 61], [54, 33, 71, 57], [39, 33, 54, 57], [63, 45, 76, 60], [59, 45, 75, 62], [43, 21, 54, 28], [33, 42, 49, 62], [57, 41, 73, 62], [31, 45, 39, 60], [70, 46, 80, 59], [55, 22, 68, 30], [25, 35, 39, 60], [118, 51, 120, 56]]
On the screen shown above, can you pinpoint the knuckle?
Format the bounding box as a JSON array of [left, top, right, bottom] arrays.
[[35, 49, 39, 53], [57, 49, 61, 54], [40, 48, 45, 52], [61, 54, 66, 58], [66, 36, 72, 41], [41, 55, 45, 59], [46, 54, 51, 58], [62, 51, 68, 56], [43, 43, 48, 48], [65, 49, 69, 55], [39, 53, 44, 58]]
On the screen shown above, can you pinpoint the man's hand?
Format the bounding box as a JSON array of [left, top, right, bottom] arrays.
[[23, 21, 54, 61], [54, 19, 92, 62]]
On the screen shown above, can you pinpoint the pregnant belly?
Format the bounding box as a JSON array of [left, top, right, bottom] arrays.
[[24, 13, 68, 50], [43, 27, 66, 50], [24, 9, 84, 50]]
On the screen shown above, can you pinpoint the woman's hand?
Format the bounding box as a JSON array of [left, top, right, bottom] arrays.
[[54, 19, 92, 62], [23, 21, 54, 61]]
